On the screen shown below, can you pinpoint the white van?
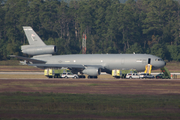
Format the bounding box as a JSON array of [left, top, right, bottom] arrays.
[[126, 73, 140, 79], [61, 72, 78, 78]]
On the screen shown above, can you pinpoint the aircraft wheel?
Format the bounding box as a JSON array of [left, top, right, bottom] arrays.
[[88, 76, 98, 79], [74, 76, 77, 79], [94, 76, 98, 79], [114, 76, 120, 79], [78, 75, 85, 78], [65, 76, 68, 78]]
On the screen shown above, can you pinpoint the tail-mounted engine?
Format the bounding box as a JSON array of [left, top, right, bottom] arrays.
[[21, 45, 57, 55]]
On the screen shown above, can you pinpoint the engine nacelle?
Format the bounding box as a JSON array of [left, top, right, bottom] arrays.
[[82, 67, 101, 76], [21, 45, 56, 55]]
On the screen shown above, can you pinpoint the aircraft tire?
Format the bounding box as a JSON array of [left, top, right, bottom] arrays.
[[78, 75, 86, 78], [88, 76, 98, 79], [156, 76, 159, 79], [65, 76, 68, 78]]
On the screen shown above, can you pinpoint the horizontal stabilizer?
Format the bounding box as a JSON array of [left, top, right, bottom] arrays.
[[9, 55, 46, 64]]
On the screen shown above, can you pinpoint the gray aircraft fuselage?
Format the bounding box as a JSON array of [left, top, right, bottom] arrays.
[[34, 54, 166, 73]]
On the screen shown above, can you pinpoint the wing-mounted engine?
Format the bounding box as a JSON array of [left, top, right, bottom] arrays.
[[82, 67, 101, 76], [21, 45, 57, 55]]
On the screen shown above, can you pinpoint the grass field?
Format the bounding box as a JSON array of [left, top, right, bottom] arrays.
[[0, 92, 180, 120], [0, 74, 115, 79], [0, 74, 47, 79], [0, 60, 180, 120]]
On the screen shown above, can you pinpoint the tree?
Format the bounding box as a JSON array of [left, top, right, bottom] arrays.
[[118, 0, 140, 52], [126, 43, 143, 53], [142, 0, 179, 46], [150, 44, 168, 60], [167, 45, 180, 61]]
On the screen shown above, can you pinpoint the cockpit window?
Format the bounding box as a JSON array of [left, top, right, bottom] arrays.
[[155, 59, 163, 61]]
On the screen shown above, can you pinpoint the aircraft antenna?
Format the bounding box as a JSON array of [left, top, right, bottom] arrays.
[[82, 32, 86, 54]]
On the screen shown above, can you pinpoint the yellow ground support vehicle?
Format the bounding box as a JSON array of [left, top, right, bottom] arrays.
[[112, 69, 137, 78], [44, 68, 71, 78]]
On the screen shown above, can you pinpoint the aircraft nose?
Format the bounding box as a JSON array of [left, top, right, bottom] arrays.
[[158, 60, 166, 68]]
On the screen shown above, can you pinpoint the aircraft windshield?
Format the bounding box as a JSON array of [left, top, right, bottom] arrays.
[[155, 59, 163, 61]]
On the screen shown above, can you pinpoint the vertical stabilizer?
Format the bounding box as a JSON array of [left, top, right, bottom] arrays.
[[23, 26, 46, 46]]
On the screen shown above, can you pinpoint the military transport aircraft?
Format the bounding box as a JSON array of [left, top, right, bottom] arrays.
[[10, 26, 166, 78]]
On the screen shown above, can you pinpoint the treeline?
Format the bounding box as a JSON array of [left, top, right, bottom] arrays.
[[60, 0, 135, 4], [0, 0, 180, 61]]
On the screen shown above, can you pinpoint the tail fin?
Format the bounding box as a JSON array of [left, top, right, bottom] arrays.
[[23, 26, 46, 46]]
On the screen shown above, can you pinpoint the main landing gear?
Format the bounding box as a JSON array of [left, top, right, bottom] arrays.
[[88, 76, 98, 79]]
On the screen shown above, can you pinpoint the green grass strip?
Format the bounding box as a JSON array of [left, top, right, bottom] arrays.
[[0, 92, 180, 120]]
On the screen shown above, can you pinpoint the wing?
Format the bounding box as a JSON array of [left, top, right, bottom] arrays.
[[9, 55, 46, 64], [28, 64, 85, 69], [10, 55, 104, 69], [28, 64, 104, 69]]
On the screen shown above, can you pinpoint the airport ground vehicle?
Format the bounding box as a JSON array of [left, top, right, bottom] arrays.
[[156, 73, 170, 79], [156, 67, 171, 79], [44, 68, 71, 78], [139, 73, 154, 79], [61, 72, 79, 78], [126, 73, 140, 79], [112, 69, 137, 78]]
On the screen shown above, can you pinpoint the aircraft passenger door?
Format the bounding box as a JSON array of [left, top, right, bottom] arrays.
[[148, 58, 151, 64]]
